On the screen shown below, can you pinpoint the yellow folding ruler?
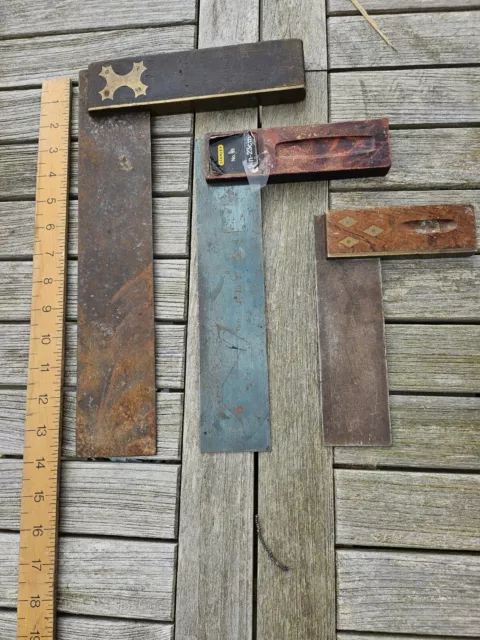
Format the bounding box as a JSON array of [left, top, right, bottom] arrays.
[[17, 78, 71, 640]]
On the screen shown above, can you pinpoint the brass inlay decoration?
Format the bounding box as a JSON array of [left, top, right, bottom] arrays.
[[363, 224, 384, 237], [339, 236, 359, 248], [99, 61, 148, 101], [339, 216, 358, 228]]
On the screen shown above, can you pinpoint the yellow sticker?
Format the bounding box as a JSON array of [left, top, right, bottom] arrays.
[[217, 144, 225, 166]]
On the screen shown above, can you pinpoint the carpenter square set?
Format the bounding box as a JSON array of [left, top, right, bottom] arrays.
[[32, 39, 478, 463], [17, 35, 478, 640], [75, 38, 477, 456]]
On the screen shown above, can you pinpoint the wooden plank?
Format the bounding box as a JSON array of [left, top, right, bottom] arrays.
[[0, 198, 190, 259], [262, 0, 326, 69], [196, 142, 270, 453], [381, 255, 480, 321], [2, 0, 195, 37], [0, 611, 173, 640], [0, 532, 176, 621], [0, 139, 191, 199], [337, 549, 480, 635], [326, 205, 477, 257], [175, 0, 258, 637], [1, 253, 479, 325], [330, 69, 480, 126], [0, 389, 183, 461], [257, 73, 336, 639], [330, 190, 480, 250], [328, 0, 480, 13], [334, 394, 480, 469], [1, 329, 477, 399], [338, 635, 466, 640], [315, 214, 390, 445], [0, 260, 188, 322], [385, 324, 480, 393], [0, 324, 186, 389], [0, 87, 193, 143], [328, 11, 480, 69], [0, 459, 178, 539], [331, 129, 480, 191], [335, 469, 480, 550], [0, 26, 195, 89], [77, 74, 156, 457]]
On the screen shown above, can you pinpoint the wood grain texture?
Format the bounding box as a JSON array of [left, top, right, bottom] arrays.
[[0, 389, 183, 460], [0, 198, 190, 258], [0, 87, 193, 143], [262, 0, 326, 69], [338, 635, 468, 640], [2, 326, 478, 393], [0, 459, 179, 538], [1, 0, 195, 37], [330, 190, 480, 250], [0, 532, 176, 620], [0, 139, 191, 199], [385, 324, 480, 392], [175, 1, 258, 638], [1, 251, 479, 324], [334, 394, 480, 469], [328, 0, 480, 13], [337, 549, 480, 635], [326, 205, 477, 257], [331, 129, 480, 191], [328, 11, 480, 69], [335, 469, 480, 550], [257, 73, 336, 640], [0, 260, 188, 322], [315, 215, 390, 445], [0, 611, 173, 640], [330, 69, 480, 125], [0, 323, 186, 389], [381, 255, 480, 321], [0, 26, 195, 89]]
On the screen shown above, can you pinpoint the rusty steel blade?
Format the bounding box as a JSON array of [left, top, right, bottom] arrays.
[[315, 214, 391, 446], [77, 70, 156, 457]]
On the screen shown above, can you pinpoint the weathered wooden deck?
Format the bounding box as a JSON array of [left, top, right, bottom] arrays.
[[1, 0, 479, 638]]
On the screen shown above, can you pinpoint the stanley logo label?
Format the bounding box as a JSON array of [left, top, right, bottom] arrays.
[[217, 144, 225, 166]]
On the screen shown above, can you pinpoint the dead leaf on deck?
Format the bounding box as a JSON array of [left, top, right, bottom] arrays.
[[350, 0, 397, 51]]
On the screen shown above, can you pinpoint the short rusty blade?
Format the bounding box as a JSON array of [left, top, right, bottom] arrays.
[[315, 214, 391, 447], [77, 71, 156, 457], [326, 204, 478, 257]]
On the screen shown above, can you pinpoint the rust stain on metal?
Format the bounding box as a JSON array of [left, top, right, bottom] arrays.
[[204, 119, 391, 184], [315, 214, 391, 447], [76, 71, 156, 457]]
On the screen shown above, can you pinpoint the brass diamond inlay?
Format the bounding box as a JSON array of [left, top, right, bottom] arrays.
[[363, 225, 384, 237], [339, 236, 359, 248], [338, 216, 358, 228]]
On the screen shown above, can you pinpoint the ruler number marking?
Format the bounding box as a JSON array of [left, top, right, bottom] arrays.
[[17, 78, 70, 640]]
